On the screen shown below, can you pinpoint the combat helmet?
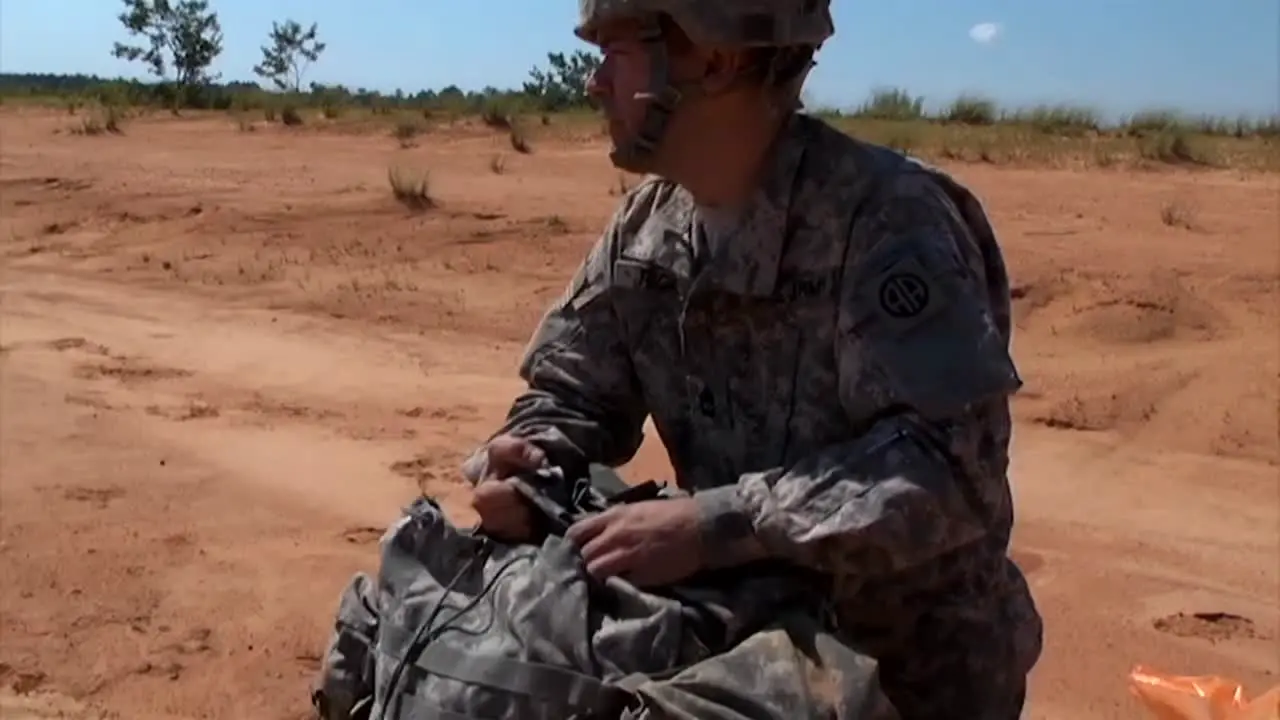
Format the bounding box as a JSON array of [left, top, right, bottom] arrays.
[[575, 0, 834, 168]]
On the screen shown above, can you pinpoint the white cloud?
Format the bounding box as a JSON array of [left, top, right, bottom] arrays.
[[969, 22, 1002, 44]]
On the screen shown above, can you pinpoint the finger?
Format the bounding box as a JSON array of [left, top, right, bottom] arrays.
[[475, 480, 533, 518], [472, 481, 500, 502], [517, 441, 546, 467], [470, 483, 509, 513], [481, 514, 531, 539], [487, 436, 546, 475], [476, 498, 523, 524], [478, 502, 532, 536], [577, 523, 621, 565], [473, 477, 518, 501], [565, 509, 614, 547], [473, 483, 531, 523], [584, 547, 633, 581]]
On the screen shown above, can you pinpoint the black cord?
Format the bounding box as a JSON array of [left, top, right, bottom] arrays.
[[377, 538, 534, 719]]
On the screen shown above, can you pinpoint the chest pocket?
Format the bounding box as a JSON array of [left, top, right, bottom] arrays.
[[611, 253, 843, 486], [613, 256, 685, 353], [611, 257, 706, 479], [691, 292, 804, 473]]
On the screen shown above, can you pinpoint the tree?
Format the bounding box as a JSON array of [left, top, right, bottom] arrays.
[[253, 20, 327, 93], [523, 50, 601, 111], [111, 0, 223, 90]]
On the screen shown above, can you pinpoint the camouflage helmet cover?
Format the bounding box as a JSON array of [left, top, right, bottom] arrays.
[[575, 0, 834, 48]]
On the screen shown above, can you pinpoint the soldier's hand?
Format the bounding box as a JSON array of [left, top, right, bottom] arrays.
[[566, 498, 705, 588], [469, 435, 546, 543]]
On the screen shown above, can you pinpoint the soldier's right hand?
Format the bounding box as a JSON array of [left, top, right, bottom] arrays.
[[469, 435, 546, 543]]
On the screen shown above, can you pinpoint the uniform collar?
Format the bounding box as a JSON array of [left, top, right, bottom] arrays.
[[628, 113, 813, 297], [699, 112, 811, 297]]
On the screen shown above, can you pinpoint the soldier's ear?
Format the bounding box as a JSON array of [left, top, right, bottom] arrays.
[[696, 47, 752, 95]]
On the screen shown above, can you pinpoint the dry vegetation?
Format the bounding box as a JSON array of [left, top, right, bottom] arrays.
[[9, 82, 1278, 174]]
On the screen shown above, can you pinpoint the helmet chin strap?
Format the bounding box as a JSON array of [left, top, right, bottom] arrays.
[[609, 17, 685, 172], [607, 20, 819, 173]]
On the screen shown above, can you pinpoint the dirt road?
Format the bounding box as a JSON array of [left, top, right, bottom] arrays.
[[1, 110, 1276, 718]]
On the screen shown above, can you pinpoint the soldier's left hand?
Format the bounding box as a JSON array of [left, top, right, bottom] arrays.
[[566, 498, 704, 588]]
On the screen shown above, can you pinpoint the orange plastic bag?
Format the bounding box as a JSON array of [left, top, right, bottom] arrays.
[[1129, 665, 1280, 720]]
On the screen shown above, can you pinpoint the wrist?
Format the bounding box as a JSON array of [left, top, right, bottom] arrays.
[[693, 485, 768, 569]]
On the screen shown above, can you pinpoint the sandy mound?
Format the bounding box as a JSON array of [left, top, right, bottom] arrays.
[[1014, 269, 1228, 346], [1009, 263, 1276, 463]]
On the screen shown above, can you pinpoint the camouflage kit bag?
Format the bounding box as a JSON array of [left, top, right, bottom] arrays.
[[310, 467, 824, 720]]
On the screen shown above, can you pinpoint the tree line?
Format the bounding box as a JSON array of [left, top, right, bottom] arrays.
[[2, 0, 1275, 139], [0, 0, 601, 114]]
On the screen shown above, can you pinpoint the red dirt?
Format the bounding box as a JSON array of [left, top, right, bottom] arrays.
[[2, 110, 1277, 719]]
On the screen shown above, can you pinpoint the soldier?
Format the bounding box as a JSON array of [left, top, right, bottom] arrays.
[[462, 1, 1044, 718]]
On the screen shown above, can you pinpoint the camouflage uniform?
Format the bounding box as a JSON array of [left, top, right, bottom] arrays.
[[455, 2, 1045, 718], [462, 5, 1043, 713], [311, 2, 1040, 717]]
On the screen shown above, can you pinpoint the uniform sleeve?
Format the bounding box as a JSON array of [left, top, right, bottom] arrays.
[[692, 170, 1022, 586], [460, 197, 649, 484]]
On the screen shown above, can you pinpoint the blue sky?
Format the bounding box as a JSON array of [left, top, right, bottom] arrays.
[[2, 0, 1276, 120]]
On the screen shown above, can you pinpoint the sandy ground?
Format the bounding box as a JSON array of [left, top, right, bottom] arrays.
[[1, 110, 1277, 719]]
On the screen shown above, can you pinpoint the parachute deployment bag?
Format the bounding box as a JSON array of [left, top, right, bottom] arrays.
[[312, 467, 820, 720]]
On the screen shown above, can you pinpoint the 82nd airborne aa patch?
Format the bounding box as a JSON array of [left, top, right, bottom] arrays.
[[868, 251, 949, 335]]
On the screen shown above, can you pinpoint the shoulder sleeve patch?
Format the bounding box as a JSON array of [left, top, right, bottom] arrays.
[[865, 250, 949, 334], [842, 230, 1021, 420]]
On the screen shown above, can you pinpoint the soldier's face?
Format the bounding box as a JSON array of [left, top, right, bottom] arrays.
[[587, 20, 729, 172], [587, 19, 753, 174], [587, 20, 658, 152]]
